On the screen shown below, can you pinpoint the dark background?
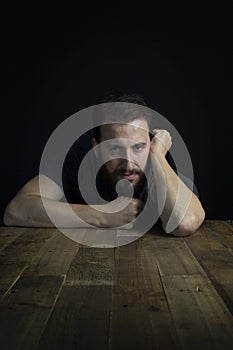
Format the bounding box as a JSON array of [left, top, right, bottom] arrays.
[[2, 7, 233, 219]]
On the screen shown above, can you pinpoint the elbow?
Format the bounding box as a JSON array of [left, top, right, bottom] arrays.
[[172, 208, 205, 237], [3, 198, 21, 226]]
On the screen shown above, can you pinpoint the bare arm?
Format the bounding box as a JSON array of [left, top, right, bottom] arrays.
[[3, 175, 142, 228], [150, 130, 205, 236]]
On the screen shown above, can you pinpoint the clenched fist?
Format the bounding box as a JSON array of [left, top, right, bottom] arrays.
[[150, 129, 172, 157], [95, 196, 144, 228]]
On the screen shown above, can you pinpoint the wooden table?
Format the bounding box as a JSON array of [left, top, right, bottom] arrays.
[[0, 220, 232, 350]]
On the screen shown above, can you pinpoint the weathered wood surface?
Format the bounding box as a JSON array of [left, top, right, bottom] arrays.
[[0, 220, 232, 350]]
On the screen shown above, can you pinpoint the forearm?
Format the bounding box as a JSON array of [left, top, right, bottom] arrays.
[[151, 154, 205, 235], [3, 194, 101, 228]]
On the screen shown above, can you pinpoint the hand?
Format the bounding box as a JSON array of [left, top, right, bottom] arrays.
[[96, 196, 144, 228], [150, 129, 172, 158]]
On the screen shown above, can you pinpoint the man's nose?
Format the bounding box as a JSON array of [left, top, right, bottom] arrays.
[[120, 158, 135, 170], [118, 148, 135, 168]]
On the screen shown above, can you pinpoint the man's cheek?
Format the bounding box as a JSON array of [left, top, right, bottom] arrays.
[[140, 153, 150, 170], [105, 161, 117, 174]]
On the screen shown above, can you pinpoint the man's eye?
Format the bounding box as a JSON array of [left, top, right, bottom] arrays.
[[133, 144, 145, 152], [110, 146, 120, 152]]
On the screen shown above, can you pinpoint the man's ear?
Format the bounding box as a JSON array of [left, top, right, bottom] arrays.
[[92, 138, 99, 158]]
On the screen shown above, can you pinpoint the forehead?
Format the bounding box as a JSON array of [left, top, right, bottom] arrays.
[[100, 118, 149, 141]]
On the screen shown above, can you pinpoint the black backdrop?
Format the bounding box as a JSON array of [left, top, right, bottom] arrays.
[[2, 7, 233, 219]]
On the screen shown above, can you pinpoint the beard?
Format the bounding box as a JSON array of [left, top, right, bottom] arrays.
[[98, 164, 147, 199]]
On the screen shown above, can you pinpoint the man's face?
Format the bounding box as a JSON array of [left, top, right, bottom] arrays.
[[95, 118, 151, 187]]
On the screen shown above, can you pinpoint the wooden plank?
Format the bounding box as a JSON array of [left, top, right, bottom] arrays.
[[0, 227, 26, 251], [65, 247, 114, 285], [23, 230, 79, 276], [185, 227, 233, 314], [38, 285, 112, 350], [162, 274, 233, 350], [64, 227, 146, 248], [0, 222, 232, 350], [62, 228, 118, 248], [0, 228, 54, 264], [0, 275, 65, 350], [202, 221, 233, 251], [145, 234, 204, 276], [0, 263, 28, 299], [109, 239, 179, 350], [205, 220, 233, 235], [37, 248, 114, 350], [0, 227, 55, 301], [116, 228, 143, 247], [82, 228, 117, 248]]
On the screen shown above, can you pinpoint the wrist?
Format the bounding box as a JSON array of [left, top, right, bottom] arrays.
[[151, 151, 166, 163], [74, 204, 102, 227]]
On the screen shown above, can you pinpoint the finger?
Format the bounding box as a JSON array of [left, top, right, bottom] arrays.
[[153, 128, 167, 133], [154, 131, 172, 143], [152, 129, 160, 135], [132, 198, 144, 211]]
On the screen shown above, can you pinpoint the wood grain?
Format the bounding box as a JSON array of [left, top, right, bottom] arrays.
[[0, 221, 232, 350], [109, 240, 179, 350], [37, 248, 114, 350], [0, 275, 64, 350]]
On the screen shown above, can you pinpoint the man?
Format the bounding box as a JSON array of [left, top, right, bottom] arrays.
[[3, 92, 205, 236]]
